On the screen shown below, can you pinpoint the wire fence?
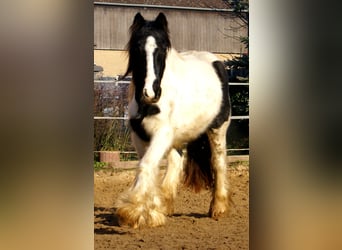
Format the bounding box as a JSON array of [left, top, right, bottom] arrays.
[[94, 78, 249, 160]]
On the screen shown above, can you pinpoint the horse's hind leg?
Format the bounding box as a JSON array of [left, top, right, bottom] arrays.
[[161, 148, 184, 215], [207, 120, 231, 218]]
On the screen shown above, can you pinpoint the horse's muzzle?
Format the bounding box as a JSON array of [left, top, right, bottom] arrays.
[[141, 95, 160, 104], [142, 87, 161, 103]]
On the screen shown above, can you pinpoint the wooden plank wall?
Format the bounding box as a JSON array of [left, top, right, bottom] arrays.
[[94, 5, 247, 54]]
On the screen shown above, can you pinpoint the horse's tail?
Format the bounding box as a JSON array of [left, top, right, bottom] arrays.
[[183, 133, 214, 192]]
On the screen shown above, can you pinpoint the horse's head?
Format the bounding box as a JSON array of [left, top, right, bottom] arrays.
[[124, 12, 171, 104]]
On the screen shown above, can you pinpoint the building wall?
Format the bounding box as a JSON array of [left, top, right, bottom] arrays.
[[94, 4, 247, 53], [94, 50, 127, 77], [94, 50, 237, 77], [94, 3, 247, 76]]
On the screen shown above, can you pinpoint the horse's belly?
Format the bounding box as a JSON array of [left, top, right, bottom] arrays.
[[167, 93, 221, 144], [172, 108, 218, 145], [140, 106, 216, 147]]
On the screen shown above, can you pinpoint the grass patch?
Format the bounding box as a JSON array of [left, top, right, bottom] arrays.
[[94, 161, 108, 171], [228, 160, 249, 169]]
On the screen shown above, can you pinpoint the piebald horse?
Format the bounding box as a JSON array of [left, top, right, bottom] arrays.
[[116, 12, 231, 228]]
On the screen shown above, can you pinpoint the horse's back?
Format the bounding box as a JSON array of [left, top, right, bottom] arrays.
[[180, 50, 219, 64], [178, 50, 225, 88]]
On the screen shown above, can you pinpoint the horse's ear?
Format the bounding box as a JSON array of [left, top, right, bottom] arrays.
[[132, 12, 145, 28], [130, 12, 145, 35], [155, 12, 168, 31]]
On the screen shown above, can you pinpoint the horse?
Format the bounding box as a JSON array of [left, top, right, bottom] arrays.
[[116, 12, 231, 228]]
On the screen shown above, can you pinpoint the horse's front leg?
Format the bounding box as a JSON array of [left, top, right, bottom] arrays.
[[116, 127, 173, 228]]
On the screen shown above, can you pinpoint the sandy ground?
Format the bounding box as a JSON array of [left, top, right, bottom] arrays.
[[94, 161, 249, 249]]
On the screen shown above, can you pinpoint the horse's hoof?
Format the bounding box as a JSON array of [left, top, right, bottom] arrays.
[[209, 198, 230, 220], [209, 207, 229, 220], [164, 201, 174, 216], [116, 206, 166, 228], [115, 191, 167, 228]]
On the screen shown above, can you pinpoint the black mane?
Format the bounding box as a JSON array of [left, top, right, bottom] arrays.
[[125, 12, 172, 141]]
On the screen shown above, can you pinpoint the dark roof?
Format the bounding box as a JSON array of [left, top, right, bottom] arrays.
[[94, 0, 231, 9]]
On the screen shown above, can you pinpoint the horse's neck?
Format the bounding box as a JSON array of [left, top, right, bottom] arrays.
[[166, 48, 183, 66], [165, 48, 185, 75], [166, 48, 219, 70]]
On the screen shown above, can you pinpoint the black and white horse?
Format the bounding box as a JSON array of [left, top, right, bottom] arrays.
[[116, 12, 231, 228]]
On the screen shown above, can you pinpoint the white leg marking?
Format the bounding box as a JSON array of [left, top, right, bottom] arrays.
[[116, 127, 173, 228], [161, 148, 184, 215], [207, 120, 231, 218]]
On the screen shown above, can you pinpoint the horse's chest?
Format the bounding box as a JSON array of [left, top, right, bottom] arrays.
[[128, 101, 163, 142], [128, 91, 221, 144]]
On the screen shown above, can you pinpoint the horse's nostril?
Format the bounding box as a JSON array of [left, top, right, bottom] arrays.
[[143, 88, 149, 97]]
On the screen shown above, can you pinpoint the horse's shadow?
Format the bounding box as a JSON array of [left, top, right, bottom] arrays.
[[173, 212, 209, 219], [94, 227, 126, 235], [94, 207, 210, 234], [94, 207, 125, 235]]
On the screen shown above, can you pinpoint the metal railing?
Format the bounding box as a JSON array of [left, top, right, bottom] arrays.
[[94, 79, 249, 155]]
